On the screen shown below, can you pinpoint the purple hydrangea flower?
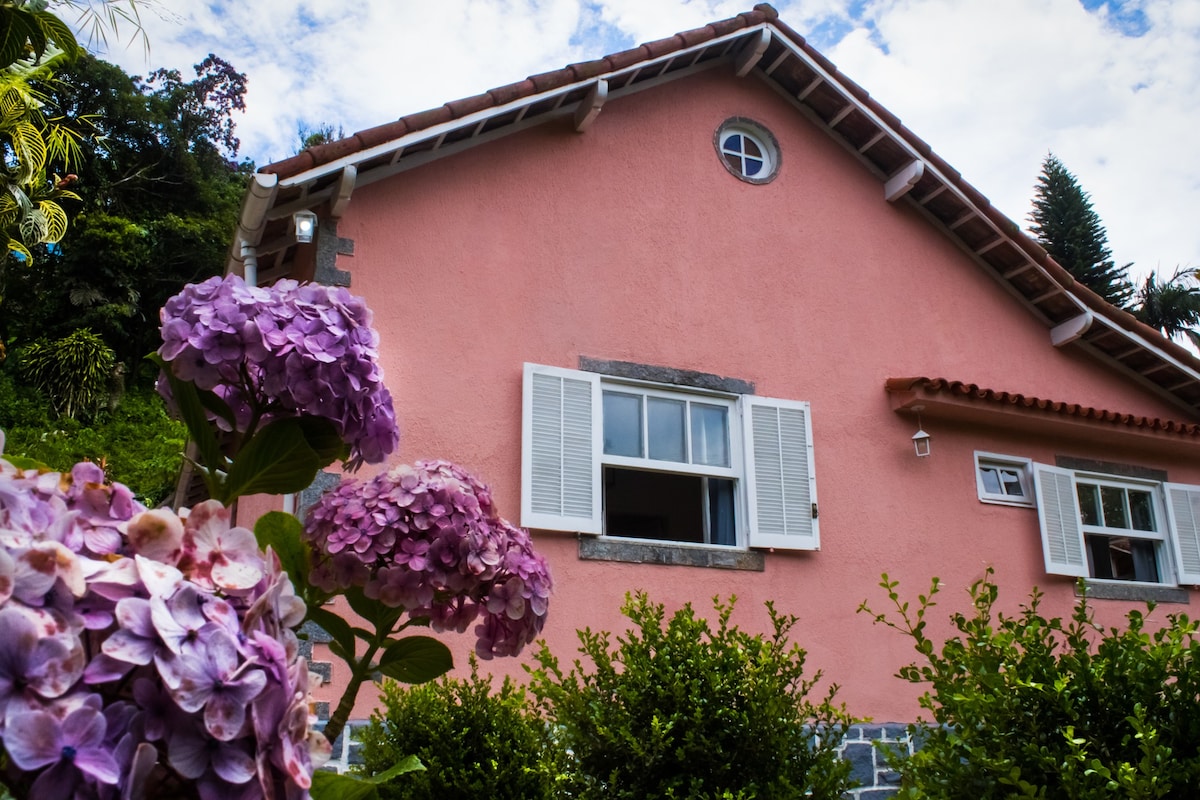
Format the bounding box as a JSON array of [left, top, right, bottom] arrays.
[[305, 460, 552, 659], [5, 706, 120, 796], [158, 274, 399, 469], [0, 459, 324, 798]]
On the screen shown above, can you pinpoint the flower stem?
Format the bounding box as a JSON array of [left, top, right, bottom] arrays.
[[323, 640, 380, 746]]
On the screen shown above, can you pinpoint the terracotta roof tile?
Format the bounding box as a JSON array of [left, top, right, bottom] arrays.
[[708, 17, 749, 37], [675, 25, 713, 47], [604, 45, 651, 71], [444, 94, 495, 118], [306, 136, 365, 167], [488, 79, 537, 105], [642, 34, 686, 58], [886, 377, 1200, 436], [528, 67, 573, 92], [354, 119, 409, 150], [261, 151, 314, 176], [569, 58, 611, 81], [399, 106, 454, 131]]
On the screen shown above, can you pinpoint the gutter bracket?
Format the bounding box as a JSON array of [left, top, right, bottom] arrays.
[[1051, 311, 1094, 347], [884, 160, 925, 202], [734, 28, 771, 77], [574, 79, 608, 132]]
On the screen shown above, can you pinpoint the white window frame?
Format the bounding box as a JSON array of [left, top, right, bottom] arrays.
[[521, 363, 818, 551], [974, 452, 1034, 507], [1031, 462, 1200, 586]]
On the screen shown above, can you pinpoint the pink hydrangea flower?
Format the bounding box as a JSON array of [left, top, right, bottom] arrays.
[[305, 460, 552, 659]]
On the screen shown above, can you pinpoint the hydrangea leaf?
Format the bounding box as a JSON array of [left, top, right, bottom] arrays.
[[254, 511, 310, 590], [305, 605, 356, 662], [223, 416, 338, 500], [310, 771, 383, 800], [376, 635, 453, 684]]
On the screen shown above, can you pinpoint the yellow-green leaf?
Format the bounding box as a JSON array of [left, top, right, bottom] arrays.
[[38, 200, 66, 242]]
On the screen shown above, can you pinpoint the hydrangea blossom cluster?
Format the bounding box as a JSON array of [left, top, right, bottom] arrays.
[[0, 458, 326, 799], [304, 460, 552, 659], [158, 274, 398, 468]]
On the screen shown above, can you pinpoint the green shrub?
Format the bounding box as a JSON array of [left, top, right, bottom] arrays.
[[528, 592, 855, 800], [861, 569, 1200, 799], [356, 658, 560, 800], [15, 329, 116, 419], [0, 376, 186, 505]]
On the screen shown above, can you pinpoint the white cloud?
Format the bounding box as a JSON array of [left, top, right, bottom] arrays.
[[90, 0, 1200, 277]]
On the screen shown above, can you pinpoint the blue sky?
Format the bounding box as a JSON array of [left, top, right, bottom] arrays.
[[87, 0, 1200, 281]]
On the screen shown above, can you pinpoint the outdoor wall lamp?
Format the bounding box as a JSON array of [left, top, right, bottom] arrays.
[[293, 209, 318, 244], [911, 405, 931, 457]]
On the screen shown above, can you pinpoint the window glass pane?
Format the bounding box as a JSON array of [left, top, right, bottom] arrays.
[[1129, 490, 1156, 532], [647, 397, 686, 462], [999, 469, 1024, 496], [979, 467, 1001, 495], [743, 137, 763, 158], [722, 134, 743, 154], [723, 152, 742, 172], [603, 391, 642, 457], [1101, 486, 1128, 529], [1077, 483, 1100, 526], [691, 403, 730, 467], [745, 158, 763, 176]]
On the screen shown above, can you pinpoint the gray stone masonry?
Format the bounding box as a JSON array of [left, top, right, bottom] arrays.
[[838, 724, 914, 799]]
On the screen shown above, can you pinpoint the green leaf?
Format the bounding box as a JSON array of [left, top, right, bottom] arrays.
[[344, 585, 396, 629], [367, 755, 425, 782], [222, 416, 327, 499], [376, 636, 453, 684], [306, 605, 357, 662], [195, 386, 237, 431], [32, 10, 80, 60], [310, 771, 381, 800], [147, 353, 225, 490], [253, 511, 310, 586], [0, 10, 35, 71], [297, 415, 350, 465]]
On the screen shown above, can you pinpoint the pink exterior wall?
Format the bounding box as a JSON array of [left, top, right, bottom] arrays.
[[298, 67, 1199, 722]]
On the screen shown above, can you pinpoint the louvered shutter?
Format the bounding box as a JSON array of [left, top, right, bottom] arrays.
[[1164, 483, 1200, 584], [743, 396, 818, 550], [520, 363, 601, 533], [1031, 463, 1087, 577]]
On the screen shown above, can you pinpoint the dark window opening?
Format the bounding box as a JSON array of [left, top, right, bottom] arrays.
[[1086, 535, 1160, 582], [603, 467, 735, 546]]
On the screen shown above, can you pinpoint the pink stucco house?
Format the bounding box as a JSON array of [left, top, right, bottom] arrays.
[[229, 3, 1200, 786]]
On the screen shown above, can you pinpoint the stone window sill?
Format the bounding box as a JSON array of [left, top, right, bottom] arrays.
[[1078, 581, 1190, 604], [579, 537, 765, 571]]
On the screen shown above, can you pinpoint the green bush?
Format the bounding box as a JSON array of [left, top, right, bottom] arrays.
[[861, 569, 1200, 798], [356, 658, 560, 800], [15, 329, 116, 419], [0, 373, 186, 505], [528, 592, 855, 800]]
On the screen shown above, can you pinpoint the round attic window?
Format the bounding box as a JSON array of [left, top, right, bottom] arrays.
[[715, 118, 779, 184]]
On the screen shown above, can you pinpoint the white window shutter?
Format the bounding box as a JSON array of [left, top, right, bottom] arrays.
[[1031, 463, 1087, 577], [1164, 483, 1200, 584], [520, 363, 602, 534], [743, 396, 818, 550]]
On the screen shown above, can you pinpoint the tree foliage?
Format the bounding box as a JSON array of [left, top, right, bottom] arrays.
[[15, 327, 113, 418], [861, 570, 1200, 799], [1132, 266, 1200, 346], [0, 52, 250, 373], [1029, 153, 1134, 308], [528, 592, 854, 800]]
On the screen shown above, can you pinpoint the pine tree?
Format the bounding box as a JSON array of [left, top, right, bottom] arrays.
[[1028, 153, 1133, 308]]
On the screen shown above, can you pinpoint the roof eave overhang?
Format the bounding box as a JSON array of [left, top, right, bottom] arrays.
[[887, 379, 1200, 458]]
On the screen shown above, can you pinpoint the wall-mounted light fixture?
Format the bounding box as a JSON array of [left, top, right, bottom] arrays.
[[293, 209, 318, 244], [911, 405, 931, 457]]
